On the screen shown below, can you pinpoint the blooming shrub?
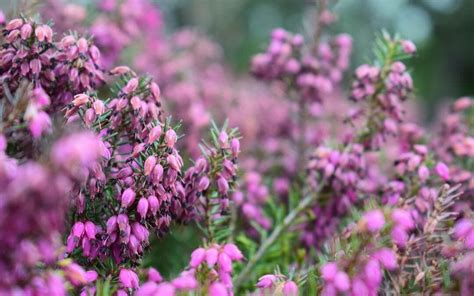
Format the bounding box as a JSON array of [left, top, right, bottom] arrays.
[[0, 1, 473, 295]]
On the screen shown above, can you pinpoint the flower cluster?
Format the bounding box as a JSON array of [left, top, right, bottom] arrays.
[[349, 35, 415, 148], [320, 208, 402, 295], [256, 274, 298, 296], [0, 132, 102, 293], [251, 28, 352, 104], [63, 75, 195, 264], [303, 144, 375, 248]]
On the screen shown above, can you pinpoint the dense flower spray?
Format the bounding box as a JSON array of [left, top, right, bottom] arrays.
[[0, 1, 473, 295]]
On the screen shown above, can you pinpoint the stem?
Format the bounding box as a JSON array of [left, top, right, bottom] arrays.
[[234, 186, 322, 289], [312, 0, 328, 54], [296, 97, 307, 174]]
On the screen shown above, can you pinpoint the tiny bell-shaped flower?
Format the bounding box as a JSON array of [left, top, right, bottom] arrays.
[[231, 138, 240, 158], [137, 198, 149, 219], [198, 176, 210, 191], [72, 221, 85, 238], [121, 188, 136, 208], [435, 162, 450, 181], [401, 40, 416, 55], [148, 125, 162, 144], [209, 282, 228, 296], [218, 252, 232, 272], [84, 221, 97, 240], [361, 209, 385, 233], [144, 155, 157, 176], [223, 243, 243, 260], [206, 247, 219, 267], [123, 78, 139, 94], [190, 247, 206, 268], [218, 131, 229, 148], [20, 23, 32, 40], [150, 82, 161, 102], [119, 269, 139, 289], [93, 100, 106, 115], [165, 129, 177, 148], [282, 281, 299, 296], [148, 267, 163, 283], [217, 177, 229, 194], [73, 94, 89, 107], [148, 195, 160, 215]]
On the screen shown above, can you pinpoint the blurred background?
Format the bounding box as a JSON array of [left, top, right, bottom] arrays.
[[159, 0, 474, 121], [1, 0, 472, 119]]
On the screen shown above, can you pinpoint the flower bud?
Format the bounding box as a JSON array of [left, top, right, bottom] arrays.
[[77, 38, 88, 53], [223, 243, 243, 260], [119, 269, 139, 289], [121, 188, 136, 208], [198, 176, 210, 191], [84, 221, 96, 239], [209, 282, 228, 296], [361, 210, 385, 233], [123, 78, 139, 94], [167, 154, 181, 171], [35, 25, 46, 42], [144, 156, 157, 176], [190, 247, 206, 268], [20, 23, 32, 40], [73, 94, 89, 106], [282, 281, 298, 296], [218, 131, 229, 148], [334, 271, 350, 292], [148, 267, 163, 283], [401, 40, 416, 54], [106, 216, 117, 234], [165, 129, 177, 148], [230, 138, 240, 157], [217, 177, 229, 194], [137, 198, 149, 219], [148, 126, 162, 144], [218, 252, 232, 272], [148, 195, 160, 215], [72, 221, 85, 238], [6, 18, 23, 31], [93, 100, 106, 115], [150, 82, 161, 102], [435, 162, 450, 181], [206, 248, 218, 267]]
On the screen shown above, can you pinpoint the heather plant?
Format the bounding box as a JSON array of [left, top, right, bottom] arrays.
[[0, 0, 473, 295]]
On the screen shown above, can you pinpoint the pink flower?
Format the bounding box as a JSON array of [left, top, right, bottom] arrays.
[[119, 269, 139, 289], [401, 40, 416, 54], [334, 271, 350, 291], [223, 243, 243, 260], [374, 248, 398, 270], [148, 268, 163, 283], [435, 162, 450, 181], [28, 112, 51, 138], [190, 248, 206, 268], [391, 209, 414, 230], [321, 262, 338, 281], [206, 248, 219, 267], [218, 252, 232, 273], [144, 156, 157, 176], [137, 198, 149, 219], [282, 281, 299, 296], [121, 188, 136, 208], [256, 274, 277, 289], [209, 282, 228, 296], [165, 129, 177, 148], [362, 210, 385, 233]]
